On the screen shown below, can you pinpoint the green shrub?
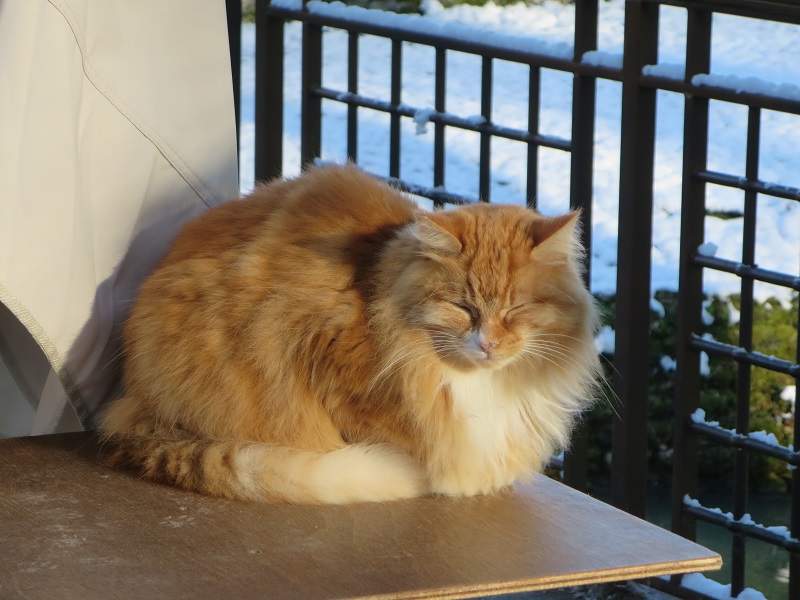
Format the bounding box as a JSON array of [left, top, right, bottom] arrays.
[[588, 292, 796, 491]]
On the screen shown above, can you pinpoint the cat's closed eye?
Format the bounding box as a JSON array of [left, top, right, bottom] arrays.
[[506, 301, 533, 314], [503, 300, 543, 321], [450, 301, 478, 321]]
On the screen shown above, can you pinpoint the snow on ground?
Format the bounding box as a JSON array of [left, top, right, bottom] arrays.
[[238, 0, 800, 304], [676, 573, 767, 600]]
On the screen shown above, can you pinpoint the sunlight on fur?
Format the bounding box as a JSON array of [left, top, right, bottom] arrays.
[[100, 164, 602, 504]]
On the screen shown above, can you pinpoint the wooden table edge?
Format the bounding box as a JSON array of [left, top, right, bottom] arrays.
[[354, 555, 724, 600]]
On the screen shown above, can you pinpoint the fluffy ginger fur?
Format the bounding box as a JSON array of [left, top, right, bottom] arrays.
[[100, 164, 601, 504]]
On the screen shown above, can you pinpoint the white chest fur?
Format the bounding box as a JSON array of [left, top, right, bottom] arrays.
[[435, 370, 532, 494], [448, 371, 521, 451], [429, 365, 581, 496]]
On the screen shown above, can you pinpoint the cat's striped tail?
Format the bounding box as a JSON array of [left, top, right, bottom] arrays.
[[102, 435, 428, 504]]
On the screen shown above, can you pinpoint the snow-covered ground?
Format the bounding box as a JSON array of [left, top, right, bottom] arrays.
[[238, 0, 800, 304]]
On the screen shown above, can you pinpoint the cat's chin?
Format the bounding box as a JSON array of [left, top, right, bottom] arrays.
[[442, 351, 515, 373]]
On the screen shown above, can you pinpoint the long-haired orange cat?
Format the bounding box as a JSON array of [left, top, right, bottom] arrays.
[[100, 164, 601, 504]]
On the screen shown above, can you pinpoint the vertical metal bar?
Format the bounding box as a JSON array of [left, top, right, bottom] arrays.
[[527, 67, 540, 210], [347, 32, 359, 163], [433, 47, 447, 207], [612, 0, 659, 518], [672, 5, 712, 542], [741, 109, 760, 269], [479, 56, 492, 202], [389, 39, 403, 178], [390, 40, 403, 179], [570, 0, 598, 219], [564, 0, 599, 493], [255, 0, 284, 182], [300, 0, 323, 168], [792, 303, 800, 600], [226, 0, 242, 157], [729, 105, 760, 597]]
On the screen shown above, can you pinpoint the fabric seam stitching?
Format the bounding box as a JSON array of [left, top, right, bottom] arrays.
[[45, 0, 224, 209]]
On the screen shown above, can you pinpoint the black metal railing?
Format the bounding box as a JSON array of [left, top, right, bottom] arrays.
[[664, 1, 800, 598], [228, 0, 800, 597]]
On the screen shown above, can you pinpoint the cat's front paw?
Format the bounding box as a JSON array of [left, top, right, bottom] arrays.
[[428, 470, 517, 497]]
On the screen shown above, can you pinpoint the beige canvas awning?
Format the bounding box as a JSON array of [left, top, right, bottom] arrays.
[[0, 0, 239, 436]]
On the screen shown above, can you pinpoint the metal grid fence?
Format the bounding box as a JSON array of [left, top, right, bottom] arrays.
[[663, 1, 800, 598], [230, 0, 800, 596]]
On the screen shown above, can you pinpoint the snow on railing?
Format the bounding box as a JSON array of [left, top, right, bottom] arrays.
[[690, 409, 793, 450], [642, 63, 800, 105], [688, 408, 799, 469], [642, 63, 685, 80], [689, 336, 800, 378], [268, 0, 574, 60], [581, 50, 623, 70], [684, 495, 795, 543], [682, 495, 800, 553], [692, 73, 800, 103], [640, 63, 800, 117]]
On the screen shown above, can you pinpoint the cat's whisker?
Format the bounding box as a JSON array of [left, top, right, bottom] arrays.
[[519, 348, 579, 377], [595, 351, 622, 379], [542, 282, 578, 306], [523, 342, 593, 369], [521, 342, 619, 416], [96, 346, 129, 373], [528, 332, 597, 349], [372, 348, 440, 396], [525, 334, 621, 405], [529, 348, 589, 376], [366, 339, 434, 395], [595, 384, 622, 419], [532, 336, 608, 376], [535, 299, 570, 319], [518, 344, 597, 383], [409, 283, 450, 311]]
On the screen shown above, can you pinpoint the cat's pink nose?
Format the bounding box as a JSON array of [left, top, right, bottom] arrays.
[[479, 339, 498, 354]]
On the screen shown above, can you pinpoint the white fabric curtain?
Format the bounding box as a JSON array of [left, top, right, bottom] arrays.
[[0, 0, 240, 436]]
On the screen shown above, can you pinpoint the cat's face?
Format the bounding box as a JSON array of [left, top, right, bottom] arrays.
[[394, 204, 592, 374]]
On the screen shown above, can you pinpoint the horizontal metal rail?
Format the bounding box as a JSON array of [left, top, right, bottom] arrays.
[[690, 334, 800, 377], [314, 88, 573, 152], [684, 502, 800, 552], [692, 255, 800, 291], [262, 2, 622, 78], [381, 176, 475, 205], [650, 0, 800, 23], [697, 170, 800, 202], [689, 420, 800, 465], [640, 74, 800, 116]]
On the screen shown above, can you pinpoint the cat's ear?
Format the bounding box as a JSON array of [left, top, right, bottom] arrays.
[[406, 214, 462, 256], [530, 211, 582, 260]]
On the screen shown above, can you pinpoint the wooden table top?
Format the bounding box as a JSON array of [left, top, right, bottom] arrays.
[[0, 433, 720, 600]]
